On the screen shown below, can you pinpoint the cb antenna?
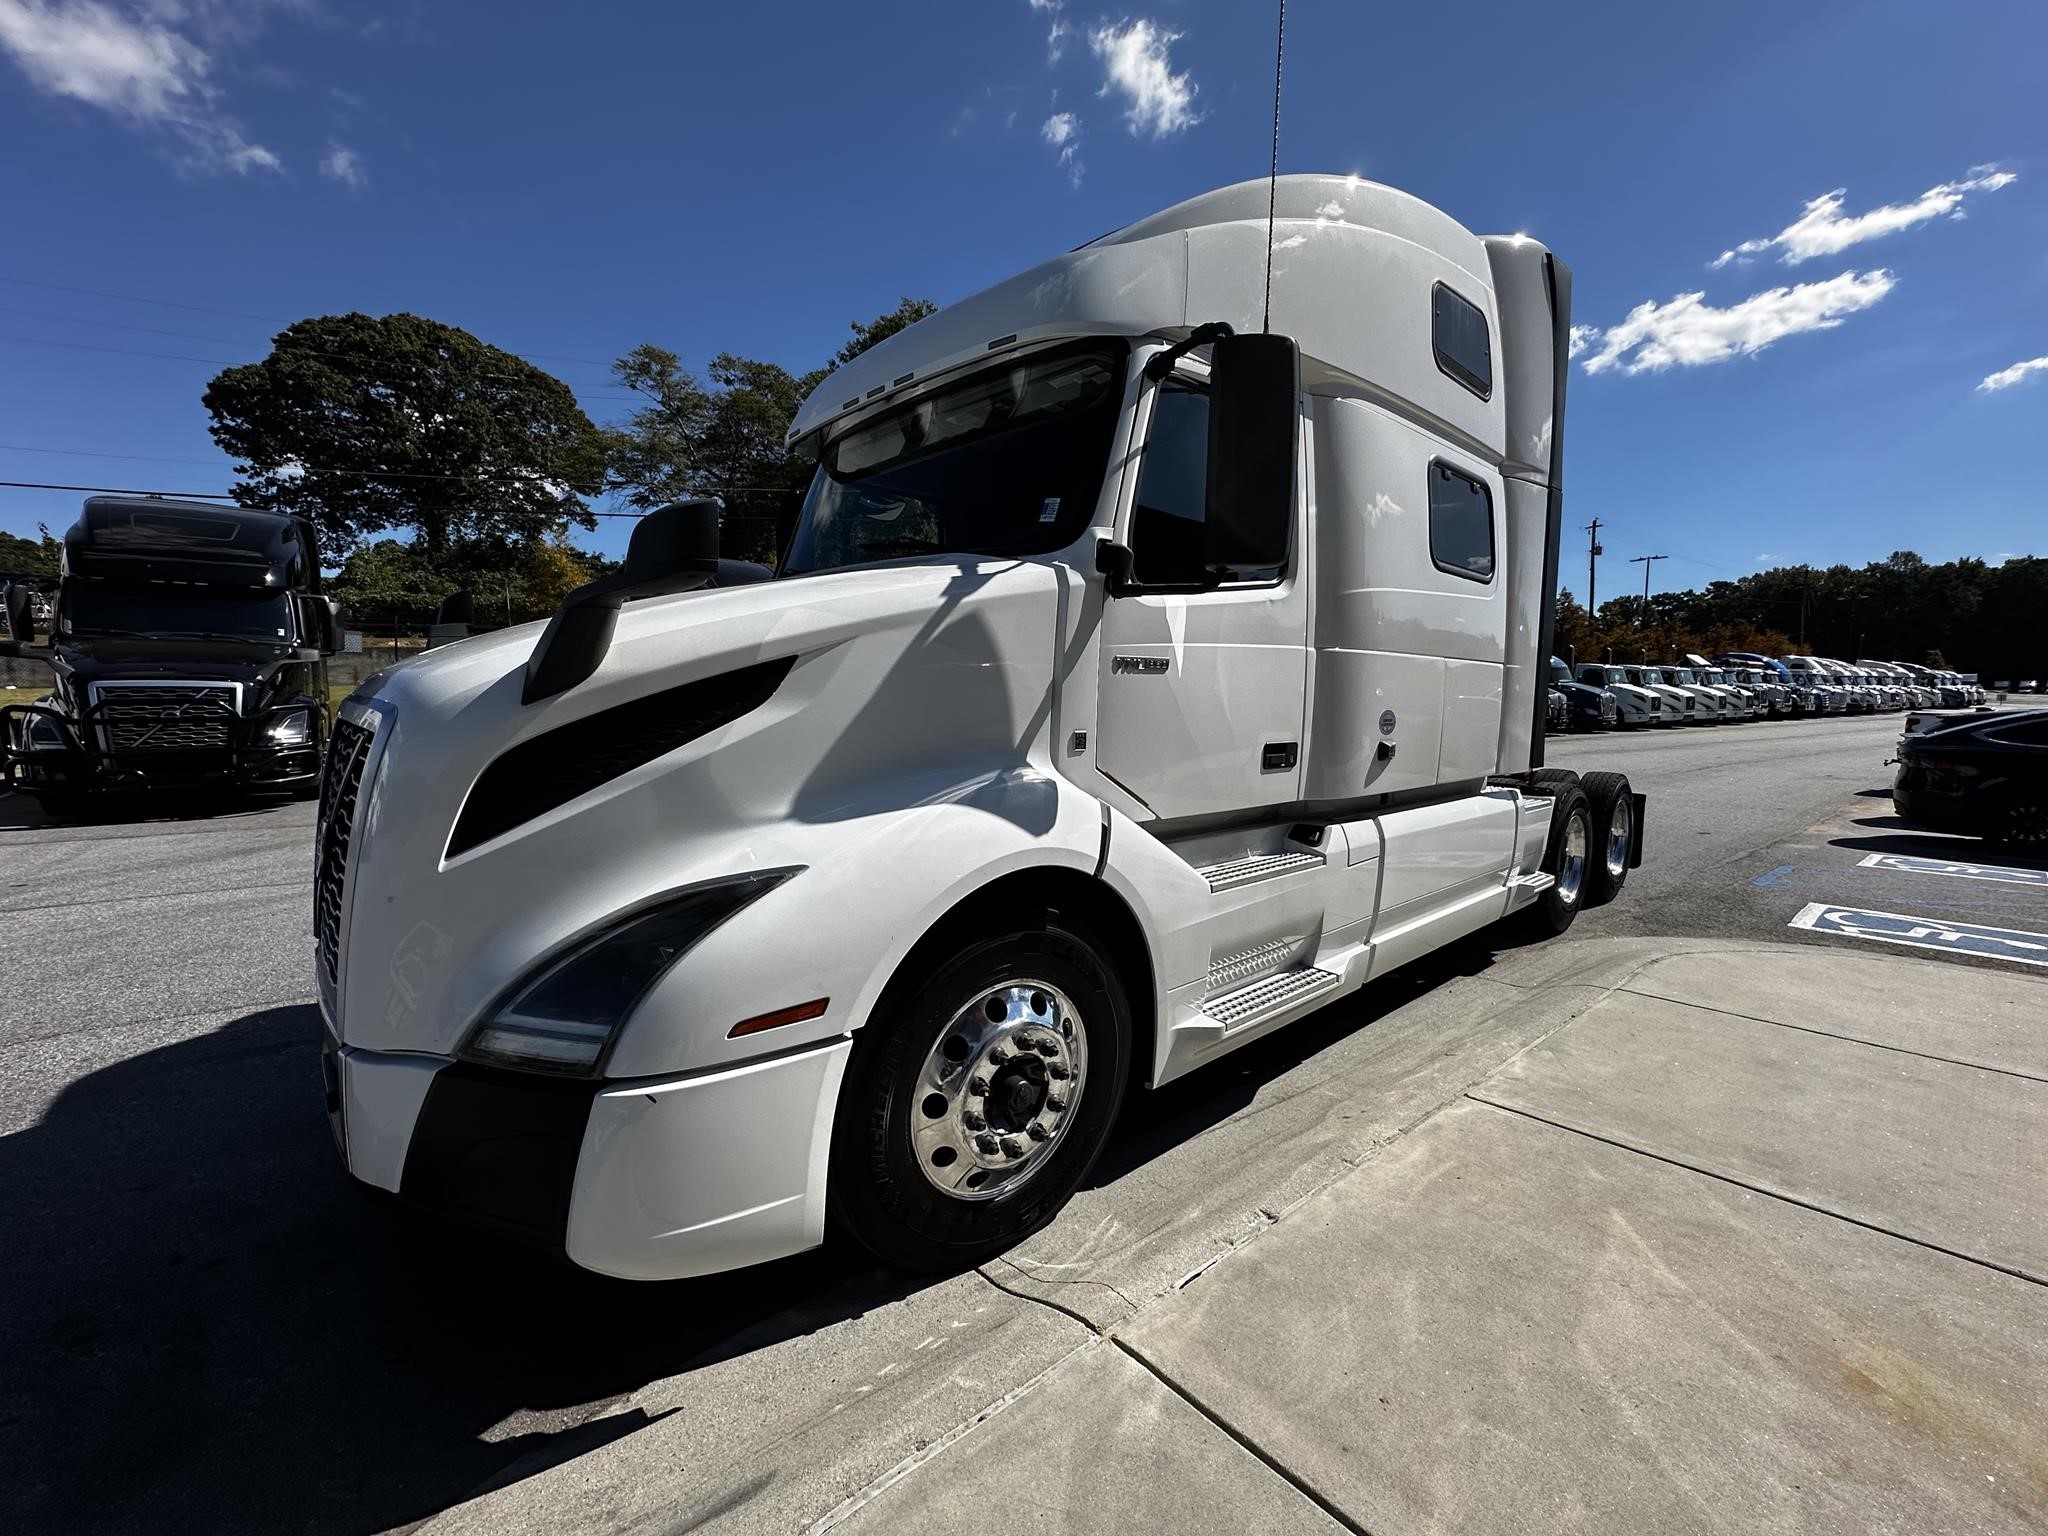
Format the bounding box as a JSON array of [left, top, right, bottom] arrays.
[[1261, 0, 1287, 334]]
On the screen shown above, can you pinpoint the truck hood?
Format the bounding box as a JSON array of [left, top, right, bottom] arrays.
[[51, 638, 317, 712], [332, 556, 1077, 1055]]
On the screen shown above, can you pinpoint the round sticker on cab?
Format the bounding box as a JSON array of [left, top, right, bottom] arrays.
[[1378, 709, 1396, 735]]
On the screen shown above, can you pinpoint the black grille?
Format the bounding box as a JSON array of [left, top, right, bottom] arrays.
[[93, 683, 238, 751], [315, 715, 376, 991], [446, 657, 794, 859]]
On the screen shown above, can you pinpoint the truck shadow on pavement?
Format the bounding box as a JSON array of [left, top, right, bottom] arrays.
[[0, 788, 304, 833], [1, 935, 1514, 1536], [0, 1004, 922, 1536]]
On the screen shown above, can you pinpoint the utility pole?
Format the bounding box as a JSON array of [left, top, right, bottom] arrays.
[[1583, 519, 1603, 616], [1629, 553, 1668, 620]]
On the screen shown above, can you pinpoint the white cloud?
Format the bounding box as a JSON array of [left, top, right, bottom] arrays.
[[1089, 18, 1199, 138], [1025, 0, 1060, 9], [1046, 16, 1070, 63], [0, 0, 282, 173], [1977, 355, 2048, 393], [1579, 269, 1896, 376], [1314, 198, 1343, 219], [319, 138, 366, 190], [1712, 167, 2017, 268], [1041, 109, 1082, 186], [1568, 324, 1599, 359]]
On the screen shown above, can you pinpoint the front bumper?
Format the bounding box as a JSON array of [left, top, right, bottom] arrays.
[[1, 701, 318, 795], [327, 1032, 852, 1280]]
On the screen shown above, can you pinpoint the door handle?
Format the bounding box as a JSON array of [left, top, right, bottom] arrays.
[[1262, 741, 1298, 772], [1376, 740, 1397, 762]]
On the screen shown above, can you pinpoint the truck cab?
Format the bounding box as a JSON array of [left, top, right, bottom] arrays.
[[1, 497, 340, 810], [1576, 662, 1664, 727], [1663, 664, 1734, 722], [314, 176, 1647, 1281], [1622, 665, 1698, 721]]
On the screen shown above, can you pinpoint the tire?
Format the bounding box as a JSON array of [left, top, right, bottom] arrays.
[[1513, 785, 1592, 938], [829, 908, 1133, 1271], [1577, 771, 1634, 905], [1989, 795, 2048, 850]]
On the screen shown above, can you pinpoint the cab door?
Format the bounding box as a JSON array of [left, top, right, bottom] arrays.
[[1093, 367, 1309, 822]]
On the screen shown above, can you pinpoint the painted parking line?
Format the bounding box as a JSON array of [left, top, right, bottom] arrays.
[[1789, 902, 2048, 968], [1856, 852, 2048, 888]]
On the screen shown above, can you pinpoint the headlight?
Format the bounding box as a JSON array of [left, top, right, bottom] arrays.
[[265, 707, 312, 745], [458, 869, 797, 1076]]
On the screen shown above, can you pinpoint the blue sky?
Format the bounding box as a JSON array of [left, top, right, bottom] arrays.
[[1, 0, 2043, 593]]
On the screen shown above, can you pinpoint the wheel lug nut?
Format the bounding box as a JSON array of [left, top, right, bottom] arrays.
[[968, 1075, 989, 1095], [1037, 1039, 1058, 1056], [1000, 1136, 1025, 1158], [1047, 1063, 1068, 1080], [988, 1046, 1010, 1064], [1027, 1123, 1049, 1142], [962, 1111, 985, 1131], [1046, 1095, 1067, 1112], [976, 1133, 999, 1154]]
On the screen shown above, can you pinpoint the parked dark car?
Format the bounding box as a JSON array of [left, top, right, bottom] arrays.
[[1548, 656, 1618, 731], [1891, 709, 2048, 847]]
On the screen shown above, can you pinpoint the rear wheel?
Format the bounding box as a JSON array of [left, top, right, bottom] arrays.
[[1990, 795, 2048, 849], [829, 909, 1132, 1271], [1514, 785, 1592, 938], [1577, 771, 1634, 905]]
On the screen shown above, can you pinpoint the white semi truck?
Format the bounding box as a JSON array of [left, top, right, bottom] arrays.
[[315, 176, 1645, 1280]]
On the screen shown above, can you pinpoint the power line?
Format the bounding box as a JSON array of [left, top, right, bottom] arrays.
[[0, 274, 276, 322], [0, 274, 616, 369], [0, 333, 641, 401]]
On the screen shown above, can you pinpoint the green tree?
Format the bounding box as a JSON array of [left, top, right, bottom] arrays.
[[0, 524, 61, 578], [603, 300, 939, 567], [203, 312, 606, 563]]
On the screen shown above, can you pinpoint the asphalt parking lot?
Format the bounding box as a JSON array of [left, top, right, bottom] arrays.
[[3, 708, 2044, 1534]]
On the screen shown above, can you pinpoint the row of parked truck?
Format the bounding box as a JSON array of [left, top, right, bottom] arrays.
[[1546, 651, 1985, 731]]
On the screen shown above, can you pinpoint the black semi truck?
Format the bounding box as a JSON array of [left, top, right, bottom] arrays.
[[1, 497, 340, 812]]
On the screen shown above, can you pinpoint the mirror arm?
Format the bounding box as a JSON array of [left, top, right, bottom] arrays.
[[1143, 320, 1236, 382], [521, 567, 713, 704]]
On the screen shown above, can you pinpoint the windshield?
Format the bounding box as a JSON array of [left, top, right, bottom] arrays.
[[1636, 668, 1663, 685], [1672, 668, 1698, 684], [1549, 659, 1571, 684], [783, 344, 1126, 575], [61, 582, 295, 643]]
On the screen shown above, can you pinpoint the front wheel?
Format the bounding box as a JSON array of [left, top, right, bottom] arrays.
[[1990, 795, 2048, 850], [829, 910, 1132, 1271]]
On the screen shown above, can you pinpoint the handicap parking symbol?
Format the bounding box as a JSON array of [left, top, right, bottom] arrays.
[[1789, 902, 2048, 968]]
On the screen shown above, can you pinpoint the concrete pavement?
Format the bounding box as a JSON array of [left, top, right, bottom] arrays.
[[416, 937, 2048, 1536]]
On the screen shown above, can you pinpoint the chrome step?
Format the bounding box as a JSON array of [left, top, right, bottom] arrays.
[[1198, 850, 1324, 893], [1201, 965, 1342, 1029], [1509, 871, 1556, 893], [1205, 936, 1303, 993]]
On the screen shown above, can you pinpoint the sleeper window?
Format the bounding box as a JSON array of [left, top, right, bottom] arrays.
[[1432, 283, 1492, 399], [1428, 461, 1494, 582]]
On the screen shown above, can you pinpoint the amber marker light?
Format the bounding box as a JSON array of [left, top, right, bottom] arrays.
[[728, 998, 830, 1039]]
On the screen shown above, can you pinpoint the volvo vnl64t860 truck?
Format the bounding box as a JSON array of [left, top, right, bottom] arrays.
[[2, 497, 340, 811], [315, 176, 1647, 1279]]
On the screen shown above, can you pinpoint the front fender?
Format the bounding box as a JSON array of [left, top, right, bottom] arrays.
[[603, 769, 1107, 1078]]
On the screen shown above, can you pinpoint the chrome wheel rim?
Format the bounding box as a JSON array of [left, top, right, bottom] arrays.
[[1558, 812, 1588, 906], [911, 980, 1086, 1202], [1605, 796, 1631, 879]]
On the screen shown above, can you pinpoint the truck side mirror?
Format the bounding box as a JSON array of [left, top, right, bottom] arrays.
[[1203, 332, 1298, 573], [522, 498, 721, 704], [298, 594, 343, 654]]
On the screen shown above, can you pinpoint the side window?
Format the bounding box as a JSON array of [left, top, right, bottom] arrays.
[[1130, 380, 1282, 586], [1428, 460, 1494, 582], [1432, 283, 1492, 399], [1994, 719, 2048, 747]]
